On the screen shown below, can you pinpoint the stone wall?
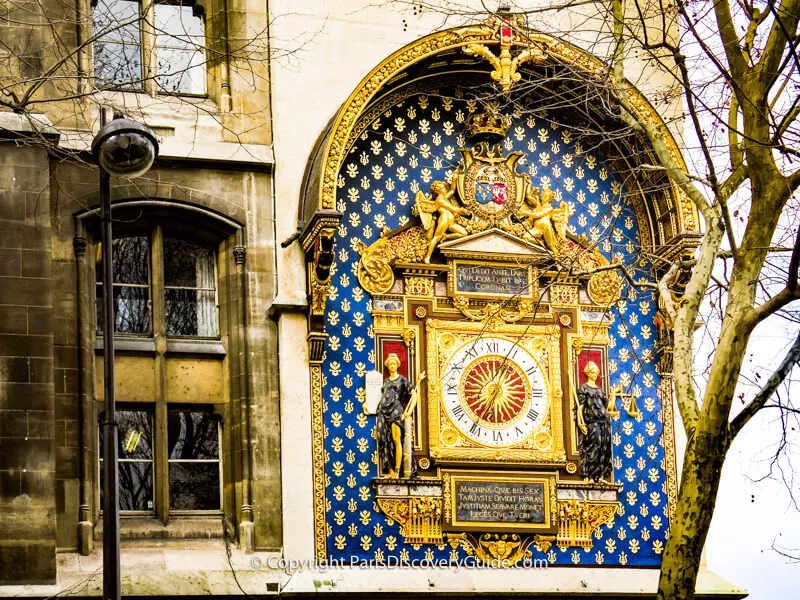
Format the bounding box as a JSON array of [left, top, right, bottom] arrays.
[[0, 141, 57, 584]]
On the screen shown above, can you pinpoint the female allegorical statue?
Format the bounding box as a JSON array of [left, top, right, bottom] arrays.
[[373, 353, 425, 478], [574, 361, 614, 482]]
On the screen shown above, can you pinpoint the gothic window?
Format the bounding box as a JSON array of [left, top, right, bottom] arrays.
[[99, 407, 221, 513], [100, 408, 154, 512], [167, 409, 221, 510], [92, 0, 207, 95], [96, 231, 219, 338]]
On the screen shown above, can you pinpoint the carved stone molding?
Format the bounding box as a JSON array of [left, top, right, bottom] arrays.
[[73, 236, 87, 256]]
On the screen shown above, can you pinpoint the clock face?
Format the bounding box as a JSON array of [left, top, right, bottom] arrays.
[[441, 336, 548, 447]]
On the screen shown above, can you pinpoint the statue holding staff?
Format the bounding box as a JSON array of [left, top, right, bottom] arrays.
[[367, 353, 425, 478]]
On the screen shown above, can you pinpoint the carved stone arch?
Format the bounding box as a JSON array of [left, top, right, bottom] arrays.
[[74, 181, 246, 231], [299, 25, 700, 256]]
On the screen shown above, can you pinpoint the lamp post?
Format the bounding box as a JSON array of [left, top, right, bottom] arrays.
[[91, 110, 158, 600]]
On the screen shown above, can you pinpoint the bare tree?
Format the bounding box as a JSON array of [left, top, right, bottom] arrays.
[[380, 0, 800, 597]]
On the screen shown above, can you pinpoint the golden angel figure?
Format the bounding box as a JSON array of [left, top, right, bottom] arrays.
[[516, 179, 569, 257], [415, 175, 470, 263]]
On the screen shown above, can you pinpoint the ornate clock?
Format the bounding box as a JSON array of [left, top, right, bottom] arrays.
[[426, 319, 566, 464]]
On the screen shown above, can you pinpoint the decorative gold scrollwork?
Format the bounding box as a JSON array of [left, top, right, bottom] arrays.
[[587, 269, 624, 306], [452, 295, 534, 329], [445, 533, 543, 566], [356, 227, 429, 295], [476, 533, 529, 563], [355, 233, 395, 295], [376, 497, 443, 545], [532, 534, 557, 553], [376, 498, 411, 527], [556, 499, 619, 548], [356, 227, 428, 294]]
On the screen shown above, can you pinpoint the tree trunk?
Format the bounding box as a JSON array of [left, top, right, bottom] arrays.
[[657, 428, 728, 599]]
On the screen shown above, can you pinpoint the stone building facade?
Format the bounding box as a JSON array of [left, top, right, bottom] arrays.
[[0, 0, 280, 590], [0, 0, 744, 598]]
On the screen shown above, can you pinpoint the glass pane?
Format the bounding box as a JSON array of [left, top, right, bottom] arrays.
[[101, 462, 154, 512], [96, 237, 149, 285], [154, 4, 206, 94], [165, 289, 217, 336], [154, 4, 204, 48], [169, 463, 220, 510], [94, 42, 143, 88], [164, 238, 214, 287], [114, 237, 149, 285], [93, 0, 142, 88], [156, 48, 206, 94], [100, 409, 153, 460], [168, 411, 219, 459], [93, 0, 142, 43], [97, 285, 151, 334]]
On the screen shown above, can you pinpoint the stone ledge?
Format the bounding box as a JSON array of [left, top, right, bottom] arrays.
[[93, 517, 225, 541], [0, 543, 284, 597], [0, 113, 60, 141], [279, 565, 747, 598]]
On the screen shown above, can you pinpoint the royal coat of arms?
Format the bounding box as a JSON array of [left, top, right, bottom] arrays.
[[457, 142, 526, 225]]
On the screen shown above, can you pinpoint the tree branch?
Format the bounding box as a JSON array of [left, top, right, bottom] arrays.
[[729, 330, 800, 436], [745, 222, 800, 328]]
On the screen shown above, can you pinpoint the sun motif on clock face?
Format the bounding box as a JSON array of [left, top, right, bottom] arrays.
[[461, 356, 530, 426], [441, 336, 548, 448]]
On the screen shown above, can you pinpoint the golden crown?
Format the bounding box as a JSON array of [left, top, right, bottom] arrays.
[[466, 111, 512, 138]]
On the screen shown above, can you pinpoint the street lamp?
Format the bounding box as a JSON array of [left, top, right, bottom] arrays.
[[92, 111, 158, 600]]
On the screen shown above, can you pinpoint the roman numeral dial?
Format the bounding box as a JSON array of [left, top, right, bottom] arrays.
[[441, 336, 549, 448]]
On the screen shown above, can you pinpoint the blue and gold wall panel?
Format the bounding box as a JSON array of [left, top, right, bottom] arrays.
[[319, 88, 674, 567]]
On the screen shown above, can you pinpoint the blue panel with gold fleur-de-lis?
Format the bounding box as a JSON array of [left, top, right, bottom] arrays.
[[322, 88, 669, 567]]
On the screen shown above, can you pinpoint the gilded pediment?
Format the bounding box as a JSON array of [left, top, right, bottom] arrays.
[[438, 228, 549, 262]]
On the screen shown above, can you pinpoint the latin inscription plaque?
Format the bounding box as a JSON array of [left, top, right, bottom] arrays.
[[455, 480, 544, 524], [445, 473, 554, 532], [454, 263, 531, 297]]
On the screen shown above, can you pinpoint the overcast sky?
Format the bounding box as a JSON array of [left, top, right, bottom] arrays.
[[705, 332, 800, 599]]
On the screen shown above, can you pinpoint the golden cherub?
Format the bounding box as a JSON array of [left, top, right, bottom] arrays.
[[516, 179, 569, 257], [463, 43, 546, 94], [486, 538, 520, 561], [414, 175, 470, 263]]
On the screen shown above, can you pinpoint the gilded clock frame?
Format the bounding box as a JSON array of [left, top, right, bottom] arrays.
[[426, 318, 566, 465]]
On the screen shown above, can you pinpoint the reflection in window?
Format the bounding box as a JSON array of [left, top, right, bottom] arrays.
[[167, 410, 221, 510], [154, 3, 207, 94], [164, 238, 218, 336], [91, 0, 206, 95], [92, 0, 143, 89], [100, 409, 154, 512], [96, 236, 151, 334]]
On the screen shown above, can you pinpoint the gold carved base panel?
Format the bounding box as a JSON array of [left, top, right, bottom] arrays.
[[374, 478, 620, 561]]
